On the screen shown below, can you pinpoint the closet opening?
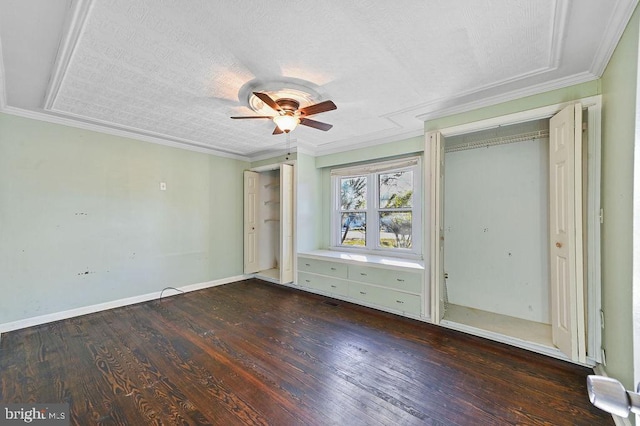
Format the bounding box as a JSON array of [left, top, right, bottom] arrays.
[[441, 119, 554, 346], [429, 97, 602, 364], [244, 163, 294, 284]]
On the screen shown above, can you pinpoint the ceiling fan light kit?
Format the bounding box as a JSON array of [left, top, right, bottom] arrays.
[[273, 114, 300, 133], [231, 88, 337, 136]]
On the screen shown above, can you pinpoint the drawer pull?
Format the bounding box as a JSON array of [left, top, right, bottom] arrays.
[[305, 279, 310, 283], [305, 263, 311, 266], [331, 267, 337, 270], [396, 278, 405, 282], [359, 291, 367, 295], [360, 273, 367, 276], [396, 300, 404, 304], [330, 285, 337, 288]]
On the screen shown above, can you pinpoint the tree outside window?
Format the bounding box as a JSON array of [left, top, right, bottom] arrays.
[[340, 176, 366, 246], [379, 171, 413, 249], [333, 158, 421, 256]]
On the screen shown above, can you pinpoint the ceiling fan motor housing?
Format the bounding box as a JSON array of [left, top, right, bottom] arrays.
[[275, 98, 300, 113]]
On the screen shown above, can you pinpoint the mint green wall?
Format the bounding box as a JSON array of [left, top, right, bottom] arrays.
[[600, 5, 639, 392], [0, 113, 248, 324], [295, 152, 323, 252]]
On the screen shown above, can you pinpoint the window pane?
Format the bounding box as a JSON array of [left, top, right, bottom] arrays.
[[379, 212, 412, 248], [379, 171, 413, 208], [340, 177, 367, 210], [340, 213, 366, 246]]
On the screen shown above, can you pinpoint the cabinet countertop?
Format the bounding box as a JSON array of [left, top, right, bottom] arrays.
[[298, 250, 425, 271]]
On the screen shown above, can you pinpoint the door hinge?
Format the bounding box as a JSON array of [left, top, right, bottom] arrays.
[[599, 208, 604, 224]]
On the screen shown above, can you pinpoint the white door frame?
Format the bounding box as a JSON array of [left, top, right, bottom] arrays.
[[427, 132, 445, 322], [427, 95, 602, 364], [632, 42, 640, 423], [634, 113, 640, 423]]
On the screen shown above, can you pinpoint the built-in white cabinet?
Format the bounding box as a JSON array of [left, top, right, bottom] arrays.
[[297, 251, 425, 318], [244, 164, 294, 284]]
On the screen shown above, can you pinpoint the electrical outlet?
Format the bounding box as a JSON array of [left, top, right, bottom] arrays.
[[160, 182, 167, 191]]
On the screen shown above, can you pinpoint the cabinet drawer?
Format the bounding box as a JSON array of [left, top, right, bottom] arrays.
[[348, 282, 421, 315], [347, 282, 379, 305], [379, 291, 421, 315], [348, 264, 422, 293], [298, 272, 348, 297], [298, 258, 348, 278]]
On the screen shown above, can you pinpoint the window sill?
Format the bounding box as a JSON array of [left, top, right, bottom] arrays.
[[298, 249, 424, 270]]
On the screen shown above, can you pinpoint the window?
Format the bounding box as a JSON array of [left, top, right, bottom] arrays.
[[332, 157, 421, 257]]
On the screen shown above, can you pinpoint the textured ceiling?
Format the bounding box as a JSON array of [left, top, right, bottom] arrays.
[[0, 0, 638, 160]]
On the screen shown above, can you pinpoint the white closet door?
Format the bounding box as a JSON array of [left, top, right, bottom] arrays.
[[549, 103, 586, 363], [244, 170, 260, 274], [279, 164, 294, 283], [428, 131, 446, 322]]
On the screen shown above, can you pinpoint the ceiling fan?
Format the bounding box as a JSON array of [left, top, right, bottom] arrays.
[[231, 92, 337, 135]]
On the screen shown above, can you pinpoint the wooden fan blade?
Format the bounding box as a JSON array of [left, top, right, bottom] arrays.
[[300, 117, 333, 131], [272, 126, 284, 135], [230, 116, 273, 119], [298, 100, 337, 116], [253, 92, 281, 111]]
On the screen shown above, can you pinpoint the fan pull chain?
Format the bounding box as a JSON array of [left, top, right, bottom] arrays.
[[285, 132, 291, 161]]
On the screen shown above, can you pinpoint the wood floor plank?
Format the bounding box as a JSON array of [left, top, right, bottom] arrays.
[[0, 279, 613, 425]]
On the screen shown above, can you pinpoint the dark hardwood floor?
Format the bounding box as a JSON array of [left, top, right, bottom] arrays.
[[1, 279, 612, 425]]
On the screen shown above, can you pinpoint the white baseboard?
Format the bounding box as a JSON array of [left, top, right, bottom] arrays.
[[592, 365, 632, 426], [0, 275, 248, 336]]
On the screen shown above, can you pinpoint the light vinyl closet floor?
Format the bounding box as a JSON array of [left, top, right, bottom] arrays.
[[255, 267, 279, 281], [444, 303, 554, 347]]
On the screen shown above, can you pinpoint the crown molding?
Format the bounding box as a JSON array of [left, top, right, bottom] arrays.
[[43, 0, 93, 110], [310, 69, 596, 158], [313, 128, 425, 157], [248, 146, 301, 163], [0, 106, 251, 161], [291, 145, 316, 157], [589, 0, 640, 77], [417, 71, 598, 122]]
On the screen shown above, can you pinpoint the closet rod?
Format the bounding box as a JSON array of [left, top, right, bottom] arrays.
[[445, 129, 549, 153]]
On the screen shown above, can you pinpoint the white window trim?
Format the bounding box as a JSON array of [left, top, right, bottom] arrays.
[[330, 156, 422, 259]]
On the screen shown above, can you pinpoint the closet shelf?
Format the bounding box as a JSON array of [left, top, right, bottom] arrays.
[[445, 129, 549, 153]]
